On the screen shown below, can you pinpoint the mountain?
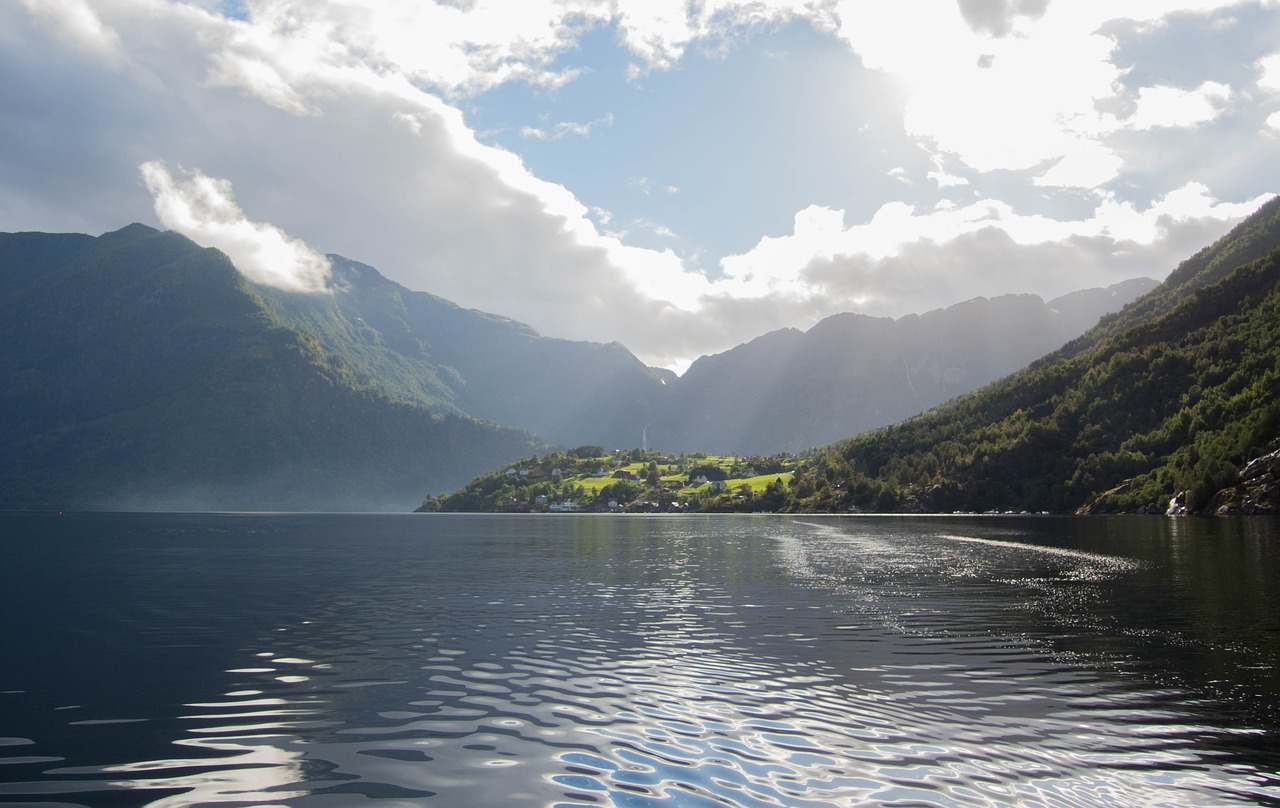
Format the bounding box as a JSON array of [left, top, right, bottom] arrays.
[[266, 252, 1155, 460], [783, 196, 1280, 515], [0, 225, 544, 511], [0, 219, 1180, 513], [253, 256, 669, 449], [652, 280, 1156, 455]]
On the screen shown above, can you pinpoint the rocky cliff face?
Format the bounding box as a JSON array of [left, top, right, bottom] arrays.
[[1207, 441, 1280, 515]]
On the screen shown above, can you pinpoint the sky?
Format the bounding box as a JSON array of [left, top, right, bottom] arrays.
[[4, 1, 1280, 372]]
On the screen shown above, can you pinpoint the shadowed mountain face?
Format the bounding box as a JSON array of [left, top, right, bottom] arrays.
[[264, 254, 1157, 455], [258, 253, 1152, 457], [0, 221, 1155, 511], [0, 225, 543, 511], [254, 255, 670, 450]]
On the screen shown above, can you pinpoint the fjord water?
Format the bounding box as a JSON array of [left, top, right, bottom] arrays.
[[1, 513, 1278, 806]]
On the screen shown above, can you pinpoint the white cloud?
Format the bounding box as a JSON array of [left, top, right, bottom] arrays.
[[1034, 140, 1125, 189], [956, 0, 1049, 37], [1261, 53, 1280, 88], [629, 176, 680, 195], [1125, 82, 1231, 130], [828, 1, 1251, 189], [16, 0, 122, 63], [633, 218, 680, 240], [140, 161, 332, 293], [927, 155, 968, 188], [207, 50, 315, 116], [218, 0, 808, 96], [715, 183, 1272, 315], [234, 0, 591, 96], [4, 0, 1278, 372], [520, 113, 614, 141]]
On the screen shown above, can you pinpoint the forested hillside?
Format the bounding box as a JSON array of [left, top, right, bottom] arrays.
[[427, 202, 1279, 516], [255, 255, 669, 449], [10, 201, 1272, 516], [0, 225, 542, 510], [255, 255, 1150, 456], [784, 198, 1280, 515]]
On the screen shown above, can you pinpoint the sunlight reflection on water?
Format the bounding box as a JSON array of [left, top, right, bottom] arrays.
[[1, 513, 1278, 806]]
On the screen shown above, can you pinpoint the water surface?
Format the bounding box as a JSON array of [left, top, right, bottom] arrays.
[[1, 512, 1278, 806]]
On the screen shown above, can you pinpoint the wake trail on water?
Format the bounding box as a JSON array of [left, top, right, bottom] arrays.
[[935, 533, 1142, 573]]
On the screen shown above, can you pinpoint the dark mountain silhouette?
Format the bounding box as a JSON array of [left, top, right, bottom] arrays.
[[0, 225, 542, 511]]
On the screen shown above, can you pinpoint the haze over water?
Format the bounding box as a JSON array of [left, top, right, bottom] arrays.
[[1, 512, 1278, 806]]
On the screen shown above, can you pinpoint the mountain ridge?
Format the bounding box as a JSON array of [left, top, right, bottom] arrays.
[[0, 225, 543, 511], [778, 196, 1280, 515], [0, 220, 1167, 511], [651, 281, 1157, 454], [419, 196, 1280, 515]]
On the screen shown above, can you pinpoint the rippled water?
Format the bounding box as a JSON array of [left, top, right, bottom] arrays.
[[1, 512, 1278, 806]]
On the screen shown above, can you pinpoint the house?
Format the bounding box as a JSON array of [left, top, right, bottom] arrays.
[[692, 475, 709, 486], [709, 480, 729, 492], [534, 495, 548, 506], [549, 499, 580, 512]]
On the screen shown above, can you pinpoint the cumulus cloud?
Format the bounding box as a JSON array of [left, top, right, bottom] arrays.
[[830, 1, 1253, 188], [956, 0, 1049, 37], [1261, 52, 1280, 91], [1125, 82, 1231, 130], [140, 161, 332, 293], [715, 183, 1272, 316], [16, 0, 122, 63], [217, 0, 808, 96], [3, 0, 1277, 371]]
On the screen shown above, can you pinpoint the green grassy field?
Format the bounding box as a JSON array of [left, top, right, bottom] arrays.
[[555, 455, 792, 496], [424, 449, 801, 512]]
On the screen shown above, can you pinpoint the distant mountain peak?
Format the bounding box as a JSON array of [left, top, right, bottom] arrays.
[[98, 222, 162, 242]]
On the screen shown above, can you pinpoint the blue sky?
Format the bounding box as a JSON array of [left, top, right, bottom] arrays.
[[465, 20, 910, 268], [4, 1, 1280, 370]]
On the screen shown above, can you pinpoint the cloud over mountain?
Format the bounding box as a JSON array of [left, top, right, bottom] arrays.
[[141, 162, 331, 293], [3, 1, 1278, 369]]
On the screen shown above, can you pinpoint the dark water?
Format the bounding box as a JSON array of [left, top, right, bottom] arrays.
[[1, 513, 1278, 807]]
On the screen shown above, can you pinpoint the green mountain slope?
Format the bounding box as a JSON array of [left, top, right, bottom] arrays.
[[256, 248, 1153, 459], [254, 256, 670, 449], [785, 198, 1280, 515], [0, 225, 542, 511]]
